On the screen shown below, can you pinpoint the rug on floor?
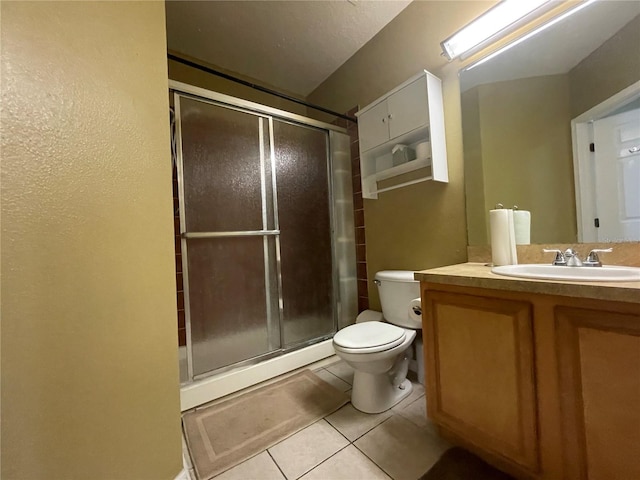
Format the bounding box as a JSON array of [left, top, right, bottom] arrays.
[[419, 447, 516, 480], [183, 369, 350, 480]]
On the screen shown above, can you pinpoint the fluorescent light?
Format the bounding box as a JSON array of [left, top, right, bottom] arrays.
[[465, 0, 598, 71], [441, 0, 552, 60]]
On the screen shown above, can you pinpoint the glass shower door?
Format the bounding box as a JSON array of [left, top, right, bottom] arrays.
[[272, 120, 335, 347], [176, 96, 280, 377]]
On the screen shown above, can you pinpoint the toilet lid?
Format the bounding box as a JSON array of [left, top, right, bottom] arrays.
[[333, 322, 405, 352]]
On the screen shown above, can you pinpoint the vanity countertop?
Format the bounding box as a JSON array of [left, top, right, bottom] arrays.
[[415, 262, 640, 304]]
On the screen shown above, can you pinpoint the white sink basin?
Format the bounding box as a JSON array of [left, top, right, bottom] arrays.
[[491, 264, 640, 282]]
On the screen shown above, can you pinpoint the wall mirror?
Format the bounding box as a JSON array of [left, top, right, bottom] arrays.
[[460, 1, 640, 246]]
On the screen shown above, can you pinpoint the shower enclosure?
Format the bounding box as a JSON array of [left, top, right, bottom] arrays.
[[171, 81, 357, 382]]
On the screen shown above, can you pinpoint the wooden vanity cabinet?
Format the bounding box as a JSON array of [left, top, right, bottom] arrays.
[[422, 289, 539, 477], [421, 282, 640, 480], [556, 307, 640, 480]]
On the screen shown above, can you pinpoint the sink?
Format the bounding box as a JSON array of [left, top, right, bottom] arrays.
[[491, 264, 640, 282]]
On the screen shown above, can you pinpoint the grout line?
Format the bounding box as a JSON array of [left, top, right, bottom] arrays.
[[323, 412, 353, 444], [324, 364, 355, 386], [322, 368, 353, 386], [293, 443, 353, 480], [210, 450, 268, 479], [350, 413, 394, 442], [350, 417, 398, 479], [351, 441, 395, 480], [266, 449, 288, 480]]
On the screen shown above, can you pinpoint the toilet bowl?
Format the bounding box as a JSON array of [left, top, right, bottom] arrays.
[[332, 270, 421, 413]]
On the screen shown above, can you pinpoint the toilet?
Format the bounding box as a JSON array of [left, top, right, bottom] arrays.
[[332, 270, 421, 413]]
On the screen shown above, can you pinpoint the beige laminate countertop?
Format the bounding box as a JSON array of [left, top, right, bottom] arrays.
[[415, 262, 640, 304]]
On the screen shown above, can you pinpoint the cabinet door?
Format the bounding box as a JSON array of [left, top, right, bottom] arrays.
[[556, 307, 640, 480], [358, 100, 389, 152], [423, 290, 539, 473], [387, 75, 429, 140]]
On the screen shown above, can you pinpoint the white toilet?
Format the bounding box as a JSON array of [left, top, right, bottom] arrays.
[[332, 270, 421, 413]]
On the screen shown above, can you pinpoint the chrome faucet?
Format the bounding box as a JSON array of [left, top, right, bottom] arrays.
[[563, 248, 583, 267], [543, 247, 613, 267]]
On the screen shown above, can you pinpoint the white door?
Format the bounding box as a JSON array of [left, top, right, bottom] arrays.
[[593, 108, 640, 241]]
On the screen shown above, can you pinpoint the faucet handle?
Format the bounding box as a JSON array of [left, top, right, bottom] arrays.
[[584, 248, 613, 267], [543, 249, 566, 266]]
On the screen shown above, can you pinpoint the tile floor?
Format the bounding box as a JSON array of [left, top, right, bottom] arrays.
[[182, 357, 450, 480]]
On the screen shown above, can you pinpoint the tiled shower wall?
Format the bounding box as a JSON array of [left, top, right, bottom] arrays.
[[173, 107, 369, 346], [173, 168, 187, 346]]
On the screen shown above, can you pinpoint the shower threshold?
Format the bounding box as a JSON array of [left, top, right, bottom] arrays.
[[179, 338, 335, 411]]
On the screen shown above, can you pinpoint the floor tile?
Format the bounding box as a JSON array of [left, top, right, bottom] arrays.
[[396, 396, 438, 435], [268, 420, 349, 480], [325, 361, 355, 385], [213, 451, 285, 480], [325, 403, 393, 441], [313, 368, 352, 393], [299, 445, 391, 480], [391, 381, 425, 413], [354, 415, 450, 480]]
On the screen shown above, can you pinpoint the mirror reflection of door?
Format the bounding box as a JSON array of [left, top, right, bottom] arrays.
[[593, 108, 640, 242]]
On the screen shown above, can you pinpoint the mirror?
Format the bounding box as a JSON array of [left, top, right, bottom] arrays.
[[460, 1, 640, 246]]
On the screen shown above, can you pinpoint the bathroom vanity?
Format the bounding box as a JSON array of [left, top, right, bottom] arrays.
[[416, 263, 640, 480]]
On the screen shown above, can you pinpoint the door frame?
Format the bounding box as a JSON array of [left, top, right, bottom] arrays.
[[571, 80, 640, 242]]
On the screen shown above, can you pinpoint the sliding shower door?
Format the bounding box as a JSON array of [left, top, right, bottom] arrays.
[[174, 88, 354, 381], [272, 120, 334, 347], [177, 96, 280, 377]]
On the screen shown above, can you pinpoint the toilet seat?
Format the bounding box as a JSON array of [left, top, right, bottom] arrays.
[[333, 322, 406, 354]]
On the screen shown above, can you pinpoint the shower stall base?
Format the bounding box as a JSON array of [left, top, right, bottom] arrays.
[[180, 339, 335, 411]]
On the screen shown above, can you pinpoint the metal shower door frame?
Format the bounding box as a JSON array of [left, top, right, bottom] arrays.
[[175, 93, 287, 380], [170, 80, 354, 383]]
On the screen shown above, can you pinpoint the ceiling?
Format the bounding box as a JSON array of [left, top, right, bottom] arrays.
[[165, 0, 412, 97]]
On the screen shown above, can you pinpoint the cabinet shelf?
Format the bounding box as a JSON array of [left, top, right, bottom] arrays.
[[362, 157, 433, 197], [374, 156, 431, 181]]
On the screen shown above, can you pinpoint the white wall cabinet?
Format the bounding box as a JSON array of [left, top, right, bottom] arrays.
[[356, 70, 448, 199]]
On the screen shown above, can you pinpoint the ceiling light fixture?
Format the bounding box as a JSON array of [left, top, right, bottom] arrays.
[[464, 0, 598, 71], [441, 0, 555, 61]]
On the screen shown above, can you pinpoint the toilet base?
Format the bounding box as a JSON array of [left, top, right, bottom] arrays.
[[351, 372, 413, 414]]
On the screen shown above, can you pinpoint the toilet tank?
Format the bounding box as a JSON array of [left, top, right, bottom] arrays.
[[375, 270, 421, 329]]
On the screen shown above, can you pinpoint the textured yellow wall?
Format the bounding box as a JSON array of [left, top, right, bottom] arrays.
[[1, 2, 182, 479], [307, 1, 496, 308]]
